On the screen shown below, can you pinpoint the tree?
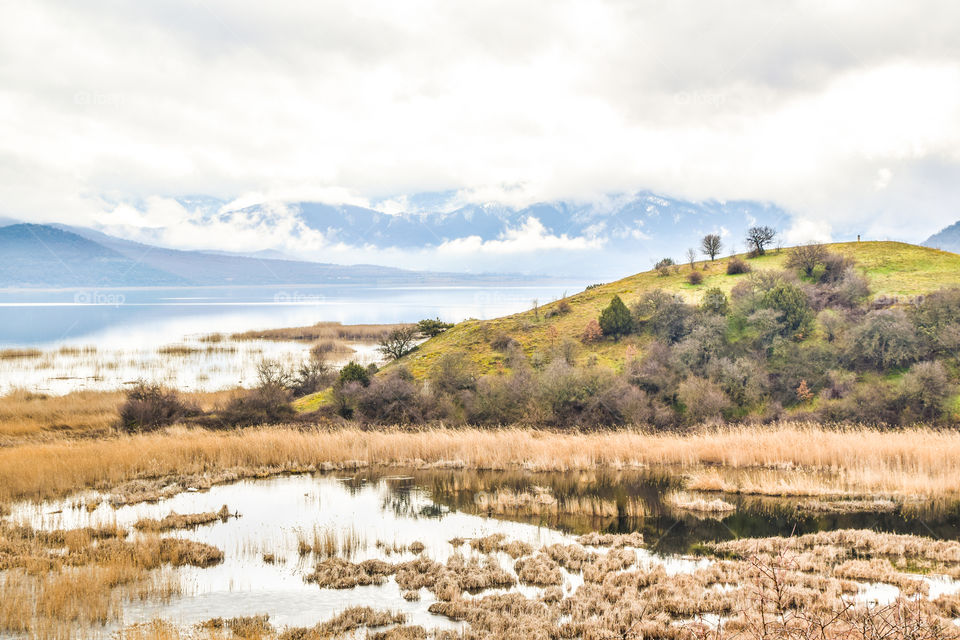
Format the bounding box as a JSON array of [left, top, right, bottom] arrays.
[[700, 288, 729, 315], [377, 325, 420, 360], [417, 318, 454, 337], [746, 226, 776, 256], [685, 248, 697, 270], [785, 243, 827, 278], [758, 282, 812, 335], [701, 234, 722, 261], [598, 295, 633, 339]]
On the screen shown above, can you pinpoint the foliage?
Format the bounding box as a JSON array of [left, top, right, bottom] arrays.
[[633, 290, 690, 343], [417, 318, 454, 337], [846, 309, 920, 370], [700, 288, 729, 315], [119, 383, 199, 432], [339, 361, 371, 386], [598, 295, 633, 339], [686, 270, 703, 285], [757, 282, 812, 335], [654, 257, 675, 276], [726, 257, 751, 274], [786, 243, 828, 277], [581, 319, 602, 343]]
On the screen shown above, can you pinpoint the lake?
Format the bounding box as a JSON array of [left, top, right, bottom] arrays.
[[0, 282, 584, 394]]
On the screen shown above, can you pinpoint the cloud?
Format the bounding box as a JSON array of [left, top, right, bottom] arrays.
[[1, 0, 959, 246], [437, 217, 605, 255], [784, 219, 833, 246]]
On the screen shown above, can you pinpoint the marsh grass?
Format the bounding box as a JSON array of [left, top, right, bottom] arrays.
[[232, 321, 407, 343], [3, 423, 960, 510]]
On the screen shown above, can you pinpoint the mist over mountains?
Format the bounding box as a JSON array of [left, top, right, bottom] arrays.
[[81, 191, 797, 280]]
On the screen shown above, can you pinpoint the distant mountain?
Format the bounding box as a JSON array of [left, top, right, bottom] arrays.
[[0, 224, 188, 287], [923, 220, 960, 254], [0, 224, 523, 288]]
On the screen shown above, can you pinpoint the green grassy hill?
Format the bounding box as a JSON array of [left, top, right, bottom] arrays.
[[396, 241, 960, 379]]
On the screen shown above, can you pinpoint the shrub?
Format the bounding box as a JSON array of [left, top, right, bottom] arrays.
[[686, 270, 703, 285], [119, 382, 199, 432], [417, 318, 454, 337], [219, 380, 294, 427], [677, 376, 730, 424], [581, 319, 602, 343], [654, 257, 675, 277], [700, 288, 729, 315], [846, 309, 921, 369], [339, 361, 371, 386], [726, 257, 751, 275], [707, 357, 768, 407], [490, 332, 519, 351], [544, 299, 572, 318], [289, 356, 334, 397], [355, 369, 428, 424], [633, 290, 690, 343], [758, 282, 812, 336], [598, 295, 633, 339], [429, 350, 477, 394], [911, 288, 960, 354], [898, 361, 952, 422]]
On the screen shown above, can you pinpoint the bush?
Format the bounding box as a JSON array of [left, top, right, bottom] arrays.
[[490, 332, 519, 351], [633, 290, 690, 343], [846, 309, 920, 369], [429, 350, 477, 394], [355, 369, 428, 424], [581, 319, 602, 343], [417, 318, 454, 337], [726, 257, 751, 275], [339, 361, 371, 386], [598, 295, 633, 339], [544, 299, 572, 318], [218, 384, 295, 426], [757, 282, 812, 336], [289, 356, 334, 397], [898, 361, 952, 422], [119, 382, 199, 432], [700, 288, 728, 315], [654, 257, 675, 277], [677, 376, 730, 424], [686, 270, 703, 285]]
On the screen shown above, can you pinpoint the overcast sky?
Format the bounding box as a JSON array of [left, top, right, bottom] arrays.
[[2, 0, 959, 249]]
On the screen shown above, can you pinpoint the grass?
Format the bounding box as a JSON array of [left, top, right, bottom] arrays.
[[391, 241, 960, 378], [0, 388, 241, 442], [3, 423, 960, 510]]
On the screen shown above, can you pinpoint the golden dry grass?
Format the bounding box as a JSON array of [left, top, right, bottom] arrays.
[[0, 423, 958, 517], [0, 388, 241, 443], [2, 423, 960, 508]]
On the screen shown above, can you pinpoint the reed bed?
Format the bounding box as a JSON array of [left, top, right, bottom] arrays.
[[232, 321, 408, 342], [1, 423, 960, 508]]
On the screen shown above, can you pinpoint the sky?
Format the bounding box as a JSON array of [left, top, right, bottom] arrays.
[[1, 0, 959, 261]]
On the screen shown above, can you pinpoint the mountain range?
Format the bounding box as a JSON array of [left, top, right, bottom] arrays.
[[0, 223, 521, 288]]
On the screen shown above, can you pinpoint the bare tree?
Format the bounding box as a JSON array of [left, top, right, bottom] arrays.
[[746, 226, 777, 256], [377, 325, 420, 360], [701, 234, 722, 261], [786, 243, 827, 277], [685, 248, 697, 270]]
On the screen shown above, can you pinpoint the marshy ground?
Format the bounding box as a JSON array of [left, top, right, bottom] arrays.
[[2, 425, 960, 639]]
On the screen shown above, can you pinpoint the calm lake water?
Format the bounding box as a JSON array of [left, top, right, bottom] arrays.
[[0, 282, 583, 393]]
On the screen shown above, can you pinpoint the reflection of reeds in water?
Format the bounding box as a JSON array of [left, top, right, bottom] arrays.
[[0, 348, 42, 360], [664, 490, 736, 513], [473, 486, 646, 518], [297, 525, 366, 559]]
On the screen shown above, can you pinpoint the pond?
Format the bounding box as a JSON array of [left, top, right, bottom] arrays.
[[8, 468, 960, 636]]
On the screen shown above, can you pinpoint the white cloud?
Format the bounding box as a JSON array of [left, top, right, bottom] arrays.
[[437, 217, 604, 255], [784, 219, 833, 246], [1, 0, 959, 246]]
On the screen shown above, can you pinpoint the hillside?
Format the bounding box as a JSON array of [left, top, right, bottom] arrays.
[[397, 241, 960, 378]]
